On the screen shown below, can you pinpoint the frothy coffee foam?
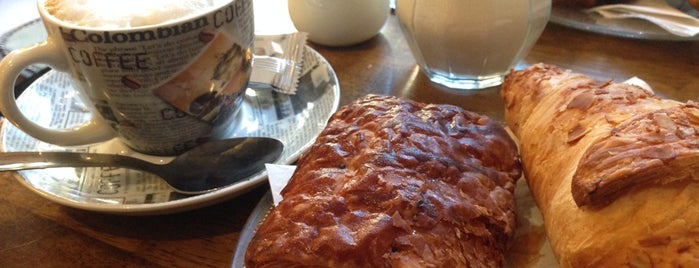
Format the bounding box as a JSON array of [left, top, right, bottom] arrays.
[[44, 0, 225, 28]]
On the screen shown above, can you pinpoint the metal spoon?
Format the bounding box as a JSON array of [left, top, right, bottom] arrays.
[[0, 137, 284, 194]]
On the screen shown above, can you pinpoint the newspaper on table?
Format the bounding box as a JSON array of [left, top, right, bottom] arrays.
[[0, 33, 339, 206]]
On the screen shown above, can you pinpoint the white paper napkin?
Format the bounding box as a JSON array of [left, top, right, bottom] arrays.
[[623, 76, 654, 93], [587, 0, 699, 36], [264, 164, 297, 205]]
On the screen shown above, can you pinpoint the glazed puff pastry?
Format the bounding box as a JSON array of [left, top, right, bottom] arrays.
[[245, 94, 521, 267]]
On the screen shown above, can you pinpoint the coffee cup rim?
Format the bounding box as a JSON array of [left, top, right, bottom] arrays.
[[37, 0, 238, 32]]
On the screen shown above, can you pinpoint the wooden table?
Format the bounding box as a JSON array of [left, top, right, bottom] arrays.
[[1, 6, 698, 268]]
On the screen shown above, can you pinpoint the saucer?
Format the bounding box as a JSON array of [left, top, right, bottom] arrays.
[[0, 47, 340, 215], [550, 1, 699, 41], [0, 19, 47, 78]]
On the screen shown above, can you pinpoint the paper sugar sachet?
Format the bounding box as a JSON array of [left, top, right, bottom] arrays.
[[250, 32, 308, 94]]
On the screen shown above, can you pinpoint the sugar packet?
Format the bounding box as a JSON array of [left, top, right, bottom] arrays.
[[250, 32, 308, 95]]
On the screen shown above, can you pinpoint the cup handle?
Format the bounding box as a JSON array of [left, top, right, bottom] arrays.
[[0, 41, 115, 146]]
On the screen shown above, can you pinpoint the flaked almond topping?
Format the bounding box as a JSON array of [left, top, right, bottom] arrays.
[[476, 116, 490, 126], [594, 88, 609, 95], [567, 124, 588, 144], [603, 136, 637, 148], [599, 80, 613, 88], [605, 113, 631, 125], [640, 145, 677, 161], [609, 89, 627, 100], [676, 125, 696, 139], [625, 91, 640, 104], [652, 112, 677, 132], [391, 211, 412, 232], [685, 107, 699, 123], [567, 92, 595, 111]]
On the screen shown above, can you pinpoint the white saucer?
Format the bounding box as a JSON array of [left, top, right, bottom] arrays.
[[0, 19, 47, 78], [0, 47, 340, 215], [550, 0, 699, 41]]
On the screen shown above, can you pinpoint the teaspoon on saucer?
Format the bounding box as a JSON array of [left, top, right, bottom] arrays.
[[0, 137, 284, 194]]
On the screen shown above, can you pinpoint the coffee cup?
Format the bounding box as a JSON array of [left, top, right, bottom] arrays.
[[0, 0, 254, 155]]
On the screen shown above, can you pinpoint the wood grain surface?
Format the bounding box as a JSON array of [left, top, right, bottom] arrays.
[[1, 3, 698, 267]]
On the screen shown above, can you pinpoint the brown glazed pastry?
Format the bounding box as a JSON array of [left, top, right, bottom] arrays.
[[245, 95, 521, 267], [501, 63, 699, 267], [690, 0, 699, 10]]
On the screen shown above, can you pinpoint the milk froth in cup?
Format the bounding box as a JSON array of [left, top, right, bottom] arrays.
[[44, 0, 222, 28], [0, 0, 255, 155]]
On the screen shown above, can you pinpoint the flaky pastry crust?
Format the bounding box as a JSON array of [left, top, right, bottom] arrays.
[[501, 63, 699, 267], [245, 95, 521, 267]]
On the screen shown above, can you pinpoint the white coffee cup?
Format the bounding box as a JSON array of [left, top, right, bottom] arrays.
[[0, 0, 255, 155]]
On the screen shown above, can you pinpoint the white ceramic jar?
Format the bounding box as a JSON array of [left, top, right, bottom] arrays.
[[288, 0, 390, 47]]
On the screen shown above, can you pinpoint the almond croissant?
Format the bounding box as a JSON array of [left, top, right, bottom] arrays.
[[501, 63, 699, 266]]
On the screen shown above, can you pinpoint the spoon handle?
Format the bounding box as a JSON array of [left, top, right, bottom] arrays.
[[0, 152, 158, 173]]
